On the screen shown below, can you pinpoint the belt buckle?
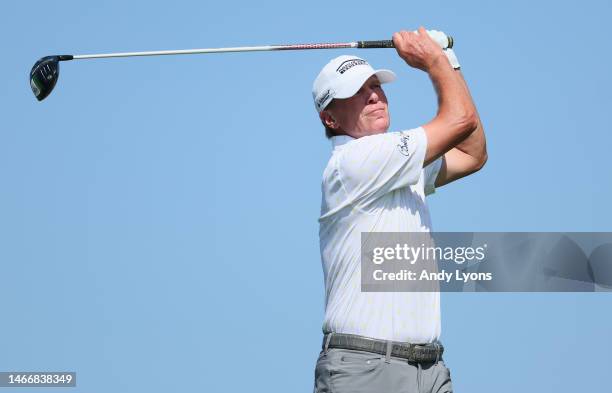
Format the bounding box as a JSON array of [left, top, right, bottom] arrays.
[[395, 343, 413, 361], [414, 343, 432, 363]]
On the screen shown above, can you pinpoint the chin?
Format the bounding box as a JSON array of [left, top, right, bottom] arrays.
[[372, 118, 390, 132]]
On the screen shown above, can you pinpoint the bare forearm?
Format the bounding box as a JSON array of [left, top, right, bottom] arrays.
[[449, 70, 487, 166], [421, 57, 478, 165], [428, 56, 476, 127]]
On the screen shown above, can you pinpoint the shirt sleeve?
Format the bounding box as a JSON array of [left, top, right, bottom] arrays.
[[424, 156, 444, 196], [337, 127, 427, 204]]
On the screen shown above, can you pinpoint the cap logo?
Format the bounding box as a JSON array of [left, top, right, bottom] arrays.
[[336, 59, 368, 74], [316, 89, 332, 108], [315, 88, 337, 111]]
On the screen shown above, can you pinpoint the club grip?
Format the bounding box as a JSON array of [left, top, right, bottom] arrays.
[[358, 40, 395, 49], [359, 32, 454, 50]]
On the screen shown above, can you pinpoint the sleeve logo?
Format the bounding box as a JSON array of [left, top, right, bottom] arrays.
[[397, 132, 411, 156]]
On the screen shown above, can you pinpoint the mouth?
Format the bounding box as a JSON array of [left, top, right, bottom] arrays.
[[367, 107, 387, 116]]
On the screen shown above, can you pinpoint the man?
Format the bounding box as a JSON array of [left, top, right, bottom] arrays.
[[312, 27, 487, 393]]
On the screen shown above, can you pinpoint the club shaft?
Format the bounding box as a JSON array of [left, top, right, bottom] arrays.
[[71, 42, 360, 60], [68, 33, 453, 61]]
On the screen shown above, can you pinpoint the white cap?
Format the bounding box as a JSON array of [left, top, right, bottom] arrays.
[[312, 55, 396, 112]]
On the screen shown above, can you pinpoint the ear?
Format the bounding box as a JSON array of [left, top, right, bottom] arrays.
[[319, 110, 339, 130]]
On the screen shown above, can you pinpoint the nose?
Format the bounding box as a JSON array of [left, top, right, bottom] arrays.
[[366, 87, 380, 104]]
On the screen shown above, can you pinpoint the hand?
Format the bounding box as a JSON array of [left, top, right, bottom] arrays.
[[392, 27, 447, 72]]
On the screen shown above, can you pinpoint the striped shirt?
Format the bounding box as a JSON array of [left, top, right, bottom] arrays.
[[318, 127, 443, 343]]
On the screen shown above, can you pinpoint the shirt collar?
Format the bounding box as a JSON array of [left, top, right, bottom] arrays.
[[331, 134, 355, 149]]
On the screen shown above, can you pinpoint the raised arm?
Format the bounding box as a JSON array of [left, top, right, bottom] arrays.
[[392, 27, 479, 167], [434, 70, 487, 187]]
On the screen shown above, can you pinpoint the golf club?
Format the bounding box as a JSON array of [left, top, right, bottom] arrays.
[[30, 31, 454, 101]]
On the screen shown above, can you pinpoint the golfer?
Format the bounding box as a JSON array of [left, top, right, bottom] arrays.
[[312, 27, 487, 393]]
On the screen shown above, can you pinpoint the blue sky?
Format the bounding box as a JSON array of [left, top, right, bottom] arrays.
[[1, 0, 611, 391]]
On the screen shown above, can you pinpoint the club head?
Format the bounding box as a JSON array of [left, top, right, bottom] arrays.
[[30, 56, 60, 101]]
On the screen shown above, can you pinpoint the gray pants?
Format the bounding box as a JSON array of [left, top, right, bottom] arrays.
[[313, 347, 453, 393]]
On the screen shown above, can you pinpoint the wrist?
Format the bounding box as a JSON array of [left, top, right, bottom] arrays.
[[425, 52, 450, 72]]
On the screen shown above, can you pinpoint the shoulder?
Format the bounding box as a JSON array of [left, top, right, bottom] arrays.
[[339, 128, 426, 165]]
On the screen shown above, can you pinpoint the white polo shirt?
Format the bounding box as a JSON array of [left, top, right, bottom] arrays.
[[318, 127, 443, 343]]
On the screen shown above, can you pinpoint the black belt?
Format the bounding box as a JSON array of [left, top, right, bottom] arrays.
[[323, 333, 444, 363]]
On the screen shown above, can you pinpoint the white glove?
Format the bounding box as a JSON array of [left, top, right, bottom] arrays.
[[415, 29, 460, 69], [444, 48, 461, 70], [423, 30, 451, 49]]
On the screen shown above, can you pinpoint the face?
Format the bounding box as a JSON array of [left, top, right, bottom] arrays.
[[321, 75, 390, 138]]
